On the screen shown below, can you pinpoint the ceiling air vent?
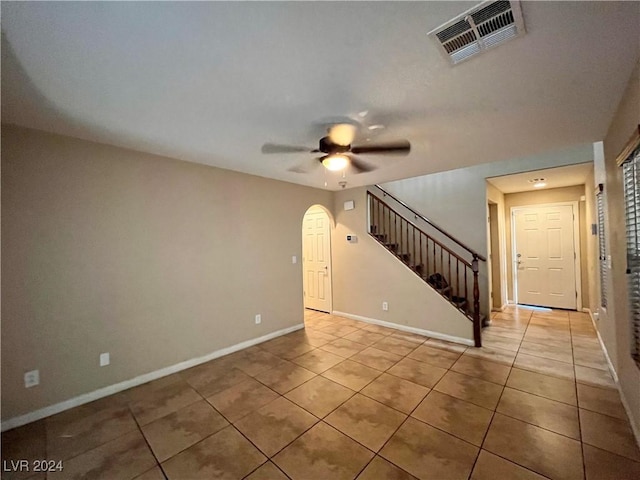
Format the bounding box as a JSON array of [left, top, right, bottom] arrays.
[[428, 0, 526, 65]]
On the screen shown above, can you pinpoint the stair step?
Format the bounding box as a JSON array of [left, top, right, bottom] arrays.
[[385, 243, 399, 252], [374, 233, 387, 241], [398, 253, 411, 261]]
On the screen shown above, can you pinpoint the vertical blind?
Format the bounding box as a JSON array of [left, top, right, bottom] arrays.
[[623, 147, 640, 363], [597, 187, 607, 308]]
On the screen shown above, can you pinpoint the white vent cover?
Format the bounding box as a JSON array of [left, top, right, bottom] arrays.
[[428, 0, 526, 65]]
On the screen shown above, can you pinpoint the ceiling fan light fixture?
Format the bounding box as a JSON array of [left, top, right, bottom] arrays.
[[322, 154, 349, 171], [328, 124, 357, 146]]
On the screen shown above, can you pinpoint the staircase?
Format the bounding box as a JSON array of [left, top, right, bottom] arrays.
[[368, 187, 486, 347]]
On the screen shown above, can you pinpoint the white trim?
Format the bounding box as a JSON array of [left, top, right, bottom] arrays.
[[332, 310, 475, 347], [587, 310, 640, 448], [510, 201, 582, 310], [1, 323, 304, 432]]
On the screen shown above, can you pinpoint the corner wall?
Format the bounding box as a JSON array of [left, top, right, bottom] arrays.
[[1, 125, 333, 421], [598, 60, 640, 441]]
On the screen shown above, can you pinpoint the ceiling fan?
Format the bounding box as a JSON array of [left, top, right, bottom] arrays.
[[261, 123, 411, 174]]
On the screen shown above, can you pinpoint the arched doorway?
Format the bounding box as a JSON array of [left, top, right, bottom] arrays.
[[302, 205, 333, 313]]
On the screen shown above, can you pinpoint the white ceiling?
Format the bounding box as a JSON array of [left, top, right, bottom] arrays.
[[2, 1, 638, 190], [487, 162, 593, 194]]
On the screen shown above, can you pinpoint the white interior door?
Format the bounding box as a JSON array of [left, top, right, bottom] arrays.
[[303, 207, 332, 312], [513, 204, 577, 309]]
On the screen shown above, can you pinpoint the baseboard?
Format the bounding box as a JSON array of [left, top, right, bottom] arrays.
[[331, 311, 474, 347], [1, 323, 304, 432], [587, 309, 618, 384]]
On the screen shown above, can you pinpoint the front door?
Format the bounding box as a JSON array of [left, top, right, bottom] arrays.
[[303, 207, 332, 312], [513, 204, 577, 309]]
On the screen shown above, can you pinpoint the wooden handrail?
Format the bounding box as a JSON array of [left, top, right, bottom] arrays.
[[373, 184, 487, 262], [371, 193, 472, 268]]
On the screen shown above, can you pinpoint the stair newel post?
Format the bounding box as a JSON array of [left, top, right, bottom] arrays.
[[472, 254, 481, 348]]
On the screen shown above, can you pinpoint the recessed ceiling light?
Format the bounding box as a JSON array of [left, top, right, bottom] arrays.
[[533, 182, 547, 188]]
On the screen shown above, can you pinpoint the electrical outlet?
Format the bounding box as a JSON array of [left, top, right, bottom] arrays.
[[382, 301, 389, 311], [24, 370, 39, 388], [292, 255, 297, 264], [255, 314, 262, 325], [100, 352, 110, 367]]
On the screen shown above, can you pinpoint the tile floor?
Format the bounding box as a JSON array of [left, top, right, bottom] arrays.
[[3, 306, 640, 480]]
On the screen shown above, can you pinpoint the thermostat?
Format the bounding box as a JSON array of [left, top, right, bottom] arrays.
[[346, 234, 358, 243]]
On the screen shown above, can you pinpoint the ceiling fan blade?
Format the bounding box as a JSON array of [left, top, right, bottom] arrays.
[[287, 157, 323, 173], [351, 140, 411, 155], [348, 155, 376, 174], [261, 143, 311, 154]]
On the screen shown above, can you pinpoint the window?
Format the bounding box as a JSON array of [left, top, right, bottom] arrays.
[[619, 126, 640, 365], [597, 184, 607, 309]]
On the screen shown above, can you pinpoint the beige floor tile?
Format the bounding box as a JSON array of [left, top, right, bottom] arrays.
[[234, 396, 318, 457], [577, 383, 628, 420], [350, 346, 402, 371], [434, 370, 503, 410], [129, 379, 203, 426], [122, 374, 185, 403], [356, 456, 418, 480], [583, 444, 640, 480], [451, 355, 511, 385], [254, 360, 316, 394], [285, 375, 355, 418], [273, 422, 374, 480], [575, 364, 616, 388], [261, 338, 316, 360], [470, 450, 547, 480], [233, 349, 289, 377], [483, 413, 583, 480], [423, 338, 468, 354], [48, 430, 156, 480], [46, 404, 139, 460], [133, 466, 165, 480], [390, 331, 429, 345], [322, 359, 382, 391], [380, 417, 479, 480], [506, 368, 577, 405], [463, 345, 516, 366], [161, 425, 266, 479], [343, 329, 387, 346], [408, 345, 461, 369], [519, 341, 574, 364], [182, 365, 253, 398], [387, 357, 447, 388], [320, 338, 367, 358], [1, 421, 46, 480], [412, 390, 493, 446], [206, 378, 280, 423], [497, 387, 580, 439], [361, 323, 397, 335], [481, 333, 521, 352], [288, 329, 339, 347], [482, 326, 525, 340], [291, 349, 345, 373], [372, 336, 419, 356], [325, 394, 406, 452], [514, 352, 575, 381], [318, 323, 360, 337], [361, 373, 429, 414], [141, 400, 228, 462], [580, 408, 640, 461], [245, 461, 290, 480], [573, 347, 609, 371]]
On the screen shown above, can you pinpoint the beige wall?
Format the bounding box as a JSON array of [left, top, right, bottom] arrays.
[[503, 185, 589, 307], [1, 125, 333, 420], [486, 182, 507, 310], [583, 168, 599, 315], [331, 187, 473, 341], [598, 61, 640, 440]]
